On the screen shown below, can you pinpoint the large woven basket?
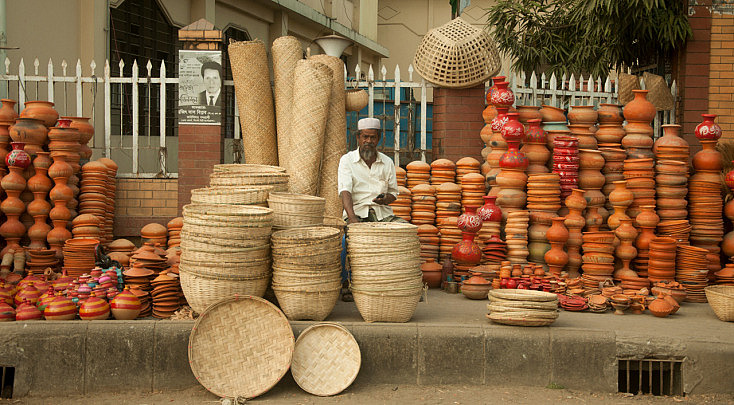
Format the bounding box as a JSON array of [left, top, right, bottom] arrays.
[[705, 285, 734, 322], [412, 17, 501, 88], [188, 295, 293, 399], [213, 164, 285, 173], [291, 323, 361, 396], [272, 287, 340, 321], [351, 286, 423, 323], [209, 171, 289, 191], [181, 244, 271, 263], [180, 267, 270, 313], [190, 187, 269, 206], [268, 192, 326, 228], [345, 89, 368, 112]]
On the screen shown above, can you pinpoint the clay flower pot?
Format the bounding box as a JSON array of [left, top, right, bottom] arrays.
[[0, 99, 19, 122], [20, 100, 59, 127], [539, 105, 566, 122], [489, 81, 514, 108], [694, 114, 722, 141]]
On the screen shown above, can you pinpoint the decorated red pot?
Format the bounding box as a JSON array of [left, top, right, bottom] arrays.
[[695, 114, 722, 141], [15, 300, 42, 321], [501, 112, 525, 143], [452, 232, 482, 267], [0, 301, 15, 321], [500, 143, 529, 170], [79, 296, 110, 320], [486, 76, 506, 104], [489, 81, 514, 108], [726, 163, 734, 191], [491, 107, 510, 133], [458, 205, 483, 233], [110, 288, 142, 320], [6, 142, 31, 168], [44, 295, 78, 320], [524, 119, 545, 143], [477, 195, 502, 222]]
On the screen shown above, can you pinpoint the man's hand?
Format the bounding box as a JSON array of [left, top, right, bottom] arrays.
[[372, 193, 395, 206]]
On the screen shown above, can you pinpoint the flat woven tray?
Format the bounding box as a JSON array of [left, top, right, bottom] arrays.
[[291, 323, 361, 396], [188, 295, 294, 399]]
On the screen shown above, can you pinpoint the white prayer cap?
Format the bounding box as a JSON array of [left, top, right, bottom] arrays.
[[358, 117, 381, 130]]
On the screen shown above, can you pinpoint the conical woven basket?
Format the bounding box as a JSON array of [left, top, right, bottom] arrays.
[[228, 40, 278, 165], [272, 36, 303, 165], [412, 17, 501, 88], [309, 54, 347, 218], [285, 59, 332, 195]]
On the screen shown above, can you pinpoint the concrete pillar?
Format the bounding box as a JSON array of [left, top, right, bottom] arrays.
[[431, 85, 485, 162], [190, 0, 216, 24], [177, 20, 223, 213]]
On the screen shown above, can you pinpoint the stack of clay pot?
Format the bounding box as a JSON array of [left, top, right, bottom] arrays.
[[540, 104, 569, 148], [657, 220, 691, 245], [596, 104, 625, 145], [505, 210, 529, 264], [580, 231, 615, 294], [418, 224, 440, 262], [438, 216, 461, 260], [26, 249, 58, 275], [107, 238, 135, 266], [456, 157, 481, 185], [62, 116, 94, 163], [46, 153, 74, 259], [1, 143, 30, 257], [167, 217, 183, 248], [477, 195, 502, 246], [62, 239, 98, 277], [406, 161, 430, 188], [46, 118, 80, 222], [578, 149, 607, 227], [496, 113, 528, 219], [568, 107, 598, 150], [396, 166, 407, 187], [552, 136, 579, 200], [607, 181, 633, 232], [129, 286, 152, 318], [480, 103, 493, 176], [390, 186, 412, 222], [16, 101, 56, 155], [521, 119, 550, 174], [97, 157, 118, 245], [71, 213, 102, 241], [623, 158, 655, 219], [486, 106, 509, 196], [460, 173, 486, 211], [654, 160, 688, 221], [78, 160, 111, 246], [599, 146, 626, 214], [634, 206, 660, 279], [564, 189, 586, 278], [527, 172, 562, 264], [435, 182, 462, 224], [130, 243, 168, 275], [676, 245, 710, 302], [141, 223, 167, 246], [26, 152, 53, 250], [517, 105, 542, 128], [410, 183, 436, 225], [614, 218, 648, 290], [647, 237, 677, 283], [622, 90, 656, 160], [430, 159, 456, 186], [544, 217, 569, 276], [150, 271, 181, 319], [689, 114, 724, 275], [481, 234, 507, 271], [124, 263, 154, 292], [653, 124, 689, 163]]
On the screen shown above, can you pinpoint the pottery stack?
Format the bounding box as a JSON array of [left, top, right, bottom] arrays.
[[578, 149, 607, 227], [389, 186, 412, 222], [124, 263, 155, 292], [167, 217, 183, 249], [676, 245, 710, 302], [607, 181, 634, 232], [580, 231, 616, 294], [26, 249, 58, 275], [495, 113, 528, 219], [486, 107, 509, 196], [623, 158, 656, 219], [70, 213, 102, 241], [460, 172, 486, 212], [634, 206, 660, 279], [480, 103, 494, 176], [435, 182, 462, 224], [456, 157, 481, 185], [430, 159, 456, 186], [129, 286, 152, 317], [418, 224, 440, 262], [62, 239, 98, 277], [141, 223, 167, 247], [526, 173, 561, 265], [438, 216, 461, 260], [107, 239, 135, 267], [26, 152, 53, 250], [477, 195, 502, 246], [410, 183, 436, 225], [396, 166, 407, 187], [595, 104, 625, 145], [521, 119, 550, 174], [98, 157, 119, 245], [406, 161, 431, 188], [505, 210, 530, 265], [564, 189, 587, 278], [150, 271, 181, 319], [622, 90, 656, 160], [599, 146, 627, 214], [647, 237, 677, 283], [78, 160, 110, 245], [689, 114, 724, 276], [130, 243, 168, 275], [568, 105, 598, 136], [552, 136, 579, 201]]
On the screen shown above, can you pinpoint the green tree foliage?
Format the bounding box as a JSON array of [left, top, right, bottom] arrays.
[[485, 0, 692, 76]]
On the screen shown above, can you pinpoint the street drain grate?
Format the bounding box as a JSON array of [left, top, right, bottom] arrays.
[[618, 358, 683, 396], [1, 366, 14, 399]]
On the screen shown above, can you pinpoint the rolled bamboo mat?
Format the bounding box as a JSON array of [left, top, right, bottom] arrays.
[[309, 54, 347, 218], [286, 59, 332, 195], [272, 36, 303, 165], [228, 40, 278, 165]]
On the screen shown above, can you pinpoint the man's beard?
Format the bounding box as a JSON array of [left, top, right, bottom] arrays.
[[360, 145, 377, 162]]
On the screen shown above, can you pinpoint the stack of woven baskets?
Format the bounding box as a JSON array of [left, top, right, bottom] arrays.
[[208, 164, 289, 192], [179, 204, 274, 313], [271, 226, 342, 321], [347, 222, 423, 322], [267, 192, 326, 231], [191, 186, 270, 207]]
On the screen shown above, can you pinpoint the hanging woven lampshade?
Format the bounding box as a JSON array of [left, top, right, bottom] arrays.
[[412, 17, 501, 88]]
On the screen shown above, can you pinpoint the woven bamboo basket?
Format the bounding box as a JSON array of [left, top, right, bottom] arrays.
[[268, 192, 326, 228], [180, 260, 271, 279], [212, 164, 285, 173], [642, 72, 674, 111], [272, 287, 340, 321], [209, 172, 289, 191], [272, 36, 303, 165], [180, 230, 271, 249], [618, 72, 641, 105], [180, 238, 270, 254], [412, 17, 501, 88], [183, 203, 273, 219], [273, 253, 341, 267], [190, 187, 270, 206], [179, 268, 270, 313], [272, 273, 341, 287], [351, 286, 423, 323], [323, 216, 346, 232], [228, 40, 278, 165], [705, 285, 734, 322], [181, 244, 271, 262], [345, 89, 368, 112]]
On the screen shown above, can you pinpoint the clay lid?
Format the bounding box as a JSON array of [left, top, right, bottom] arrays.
[[406, 160, 431, 172], [436, 182, 461, 193], [395, 166, 406, 176], [461, 172, 485, 183], [430, 158, 456, 170], [456, 157, 480, 168], [167, 217, 183, 229], [140, 223, 167, 238], [97, 157, 119, 171], [109, 238, 136, 250], [411, 183, 436, 195], [81, 160, 108, 173], [417, 224, 438, 235], [397, 186, 411, 196], [72, 214, 101, 227], [152, 273, 177, 284]]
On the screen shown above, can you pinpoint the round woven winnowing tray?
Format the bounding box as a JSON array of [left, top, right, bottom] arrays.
[[188, 295, 294, 399], [291, 323, 361, 396]]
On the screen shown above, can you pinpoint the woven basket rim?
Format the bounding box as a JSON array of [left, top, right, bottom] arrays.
[[183, 203, 274, 217], [213, 164, 285, 173], [271, 226, 341, 242]]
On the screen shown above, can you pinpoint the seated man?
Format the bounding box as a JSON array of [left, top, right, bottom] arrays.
[[338, 117, 404, 224]]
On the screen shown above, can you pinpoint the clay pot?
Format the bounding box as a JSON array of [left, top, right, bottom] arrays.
[[6, 142, 31, 169], [568, 105, 598, 125], [597, 103, 623, 124], [0, 301, 15, 322], [15, 300, 42, 321], [489, 81, 514, 108], [596, 124, 625, 144], [654, 124, 688, 153], [8, 118, 47, 156], [486, 76, 506, 104], [110, 288, 142, 320], [524, 119, 545, 144], [477, 195, 501, 223], [500, 113, 525, 144], [564, 189, 587, 211], [516, 105, 541, 124], [539, 105, 566, 122], [79, 296, 110, 320], [20, 101, 58, 127], [692, 140, 723, 172], [457, 205, 483, 234], [0, 99, 19, 122], [451, 232, 482, 266], [461, 273, 490, 300], [623, 90, 656, 123], [694, 113, 722, 141], [635, 206, 660, 228], [44, 295, 77, 320], [499, 142, 529, 170], [647, 295, 674, 318]]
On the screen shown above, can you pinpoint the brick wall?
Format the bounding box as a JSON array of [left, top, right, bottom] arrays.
[[432, 85, 486, 162], [113, 178, 178, 237], [709, 11, 734, 138], [177, 124, 222, 213]]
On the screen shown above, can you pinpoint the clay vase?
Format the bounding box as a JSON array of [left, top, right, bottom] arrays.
[[539, 105, 566, 122], [0, 301, 15, 322], [79, 296, 111, 320], [15, 299, 42, 321], [692, 140, 723, 172], [597, 103, 623, 124], [635, 205, 660, 229], [623, 90, 656, 123], [0, 99, 19, 122], [568, 105, 598, 131], [609, 180, 634, 207], [20, 100, 58, 127], [489, 81, 514, 108], [614, 219, 638, 280], [5, 142, 31, 169], [110, 287, 142, 320], [585, 206, 603, 232], [0, 161, 28, 256], [545, 217, 569, 275], [452, 232, 483, 267], [516, 105, 541, 125], [458, 205, 483, 234], [648, 294, 674, 318], [564, 189, 586, 277], [61, 116, 94, 159], [9, 118, 47, 156], [486, 76, 507, 104], [477, 195, 502, 223], [421, 259, 443, 289], [501, 112, 525, 144], [44, 295, 78, 320], [653, 124, 689, 155], [521, 119, 550, 174], [694, 114, 722, 141]]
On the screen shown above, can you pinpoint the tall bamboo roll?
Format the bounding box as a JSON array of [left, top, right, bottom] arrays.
[[309, 54, 347, 218], [286, 60, 332, 195], [272, 36, 303, 165], [228, 40, 278, 165]]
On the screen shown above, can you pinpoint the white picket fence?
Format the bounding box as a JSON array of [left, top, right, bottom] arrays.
[[0, 57, 677, 177]]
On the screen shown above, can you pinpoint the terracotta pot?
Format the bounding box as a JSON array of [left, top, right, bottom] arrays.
[[546, 217, 569, 242], [568, 105, 598, 124], [609, 181, 634, 207], [648, 294, 674, 318], [499, 141, 529, 170], [692, 140, 722, 172], [653, 124, 688, 153], [516, 105, 541, 124], [539, 105, 566, 122], [500, 112, 525, 144], [486, 76, 506, 104], [6, 142, 31, 169], [9, 118, 48, 156], [451, 232, 482, 266], [564, 189, 586, 211], [457, 205, 483, 233], [20, 101, 58, 127], [597, 103, 623, 124], [524, 119, 545, 143], [489, 81, 514, 108], [482, 105, 497, 124], [477, 195, 501, 222], [623, 90, 656, 123], [694, 113, 722, 141], [0, 99, 19, 122], [596, 124, 625, 144]]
